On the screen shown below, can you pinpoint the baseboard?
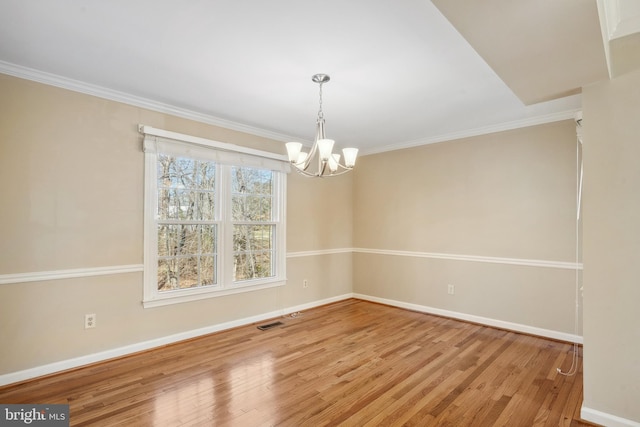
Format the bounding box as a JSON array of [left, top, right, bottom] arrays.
[[353, 293, 583, 344], [581, 406, 640, 427], [0, 293, 353, 387], [1, 292, 581, 387]]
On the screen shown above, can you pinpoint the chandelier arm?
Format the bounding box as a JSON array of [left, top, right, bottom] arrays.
[[291, 145, 354, 174], [327, 158, 354, 171], [327, 168, 354, 177], [289, 142, 317, 171], [336, 162, 353, 171], [319, 158, 328, 176], [294, 159, 311, 172], [301, 142, 318, 171], [292, 157, 353, 177], [308, 141, 318, 161], [292, 166, 323, 178], [315, 118, 326, 141]]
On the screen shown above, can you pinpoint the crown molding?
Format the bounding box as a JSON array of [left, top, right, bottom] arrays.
[[361, 108, 582, 156], [0, 60, 300, 144], [1, 60, 580, 156]]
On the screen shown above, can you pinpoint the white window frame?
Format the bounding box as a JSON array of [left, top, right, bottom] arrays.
[[140, 125, 289, 308]]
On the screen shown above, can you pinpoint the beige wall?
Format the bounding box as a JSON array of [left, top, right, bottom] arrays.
[[353, 121, 582, 334], [2, 63, 637, 425], [287, 171, 353, 252], [582, 68, 640, 423], [0, 74, 352, 375], [10, 71, 631, 422]]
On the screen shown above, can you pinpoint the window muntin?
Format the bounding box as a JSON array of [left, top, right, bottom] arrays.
[[157, 224, 217, 290]]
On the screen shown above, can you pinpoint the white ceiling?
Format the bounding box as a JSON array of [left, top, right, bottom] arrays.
[[0, 0, 606, 154]]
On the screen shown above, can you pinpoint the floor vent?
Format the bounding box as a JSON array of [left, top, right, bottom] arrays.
[[257, 321, 284, 331]]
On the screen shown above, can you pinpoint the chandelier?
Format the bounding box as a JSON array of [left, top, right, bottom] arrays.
[[285, 74, 358, 177]]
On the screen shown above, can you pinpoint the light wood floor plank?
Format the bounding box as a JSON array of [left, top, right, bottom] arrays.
[[0, 299, 598, 426]]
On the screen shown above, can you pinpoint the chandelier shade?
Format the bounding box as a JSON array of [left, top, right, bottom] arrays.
[[286, 74, 358, 177]]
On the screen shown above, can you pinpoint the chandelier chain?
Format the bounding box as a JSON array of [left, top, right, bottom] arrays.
[[317, 83, 324, 121]]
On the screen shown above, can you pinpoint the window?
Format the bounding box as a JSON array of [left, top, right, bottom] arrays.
[[141, 126, 288, 307], [156, 155, 218, 291], [231, 166, 276, 281]]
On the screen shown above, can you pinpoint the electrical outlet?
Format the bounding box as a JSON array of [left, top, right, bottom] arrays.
[[303, 279, 308, 288], [447, 284, 455, 295], [85, 313, 96, 329]]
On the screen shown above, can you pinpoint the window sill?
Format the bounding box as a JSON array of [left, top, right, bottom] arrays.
[[142, 279, 286, 308]]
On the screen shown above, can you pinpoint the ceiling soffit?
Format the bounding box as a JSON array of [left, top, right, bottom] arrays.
[[432, 0, 610, 105]]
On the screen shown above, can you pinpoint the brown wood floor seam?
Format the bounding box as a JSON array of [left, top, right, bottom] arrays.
[[0, 299, 598, 426]]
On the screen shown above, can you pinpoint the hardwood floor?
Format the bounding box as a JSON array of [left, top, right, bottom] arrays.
[[0, 299, 597, 426]]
